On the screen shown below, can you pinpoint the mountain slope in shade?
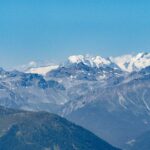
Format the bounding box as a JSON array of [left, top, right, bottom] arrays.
[[126, 130, 150, 150], [0, 69, 67, 112], [0, 106, 120, 150], [61, 66, 150, 148]]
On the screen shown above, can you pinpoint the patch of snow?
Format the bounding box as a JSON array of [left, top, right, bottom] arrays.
[[68, 55, 85, 64], [26, 65, 59, 76], [142, 90, 150, 112], [126, 139, 136, 145], [117, 92, 127, 109]]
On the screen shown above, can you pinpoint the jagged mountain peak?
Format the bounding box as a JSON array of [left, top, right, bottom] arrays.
[[20, 52, 150, 75], [68, 55, 111, 67], [110, 52, 150, 72]]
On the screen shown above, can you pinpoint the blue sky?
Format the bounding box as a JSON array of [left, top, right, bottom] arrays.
[[0, 0, 150, 68]]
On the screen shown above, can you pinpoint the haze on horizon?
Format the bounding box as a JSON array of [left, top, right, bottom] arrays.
[[0, 0, 150, 68]]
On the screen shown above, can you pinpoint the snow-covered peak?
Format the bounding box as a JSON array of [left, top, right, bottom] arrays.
[[26, 65, 59, 76], [110, 52, 150, 72], [93, 56, 111, 66], [68, 55, 85, 64], [20, 52, 150, 75], [68, 55, 111, 68]]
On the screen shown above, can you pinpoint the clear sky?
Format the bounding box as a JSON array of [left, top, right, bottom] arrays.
[[0, 0, 150, 68]]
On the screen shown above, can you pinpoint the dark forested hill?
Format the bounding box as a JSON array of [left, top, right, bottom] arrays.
[[0, 106, 120, 150]]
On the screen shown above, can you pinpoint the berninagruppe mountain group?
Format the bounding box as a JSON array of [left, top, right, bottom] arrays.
[[0, 52, 150, 150]]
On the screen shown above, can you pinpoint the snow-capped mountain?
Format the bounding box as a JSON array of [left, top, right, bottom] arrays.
[[67, 52, 150, 73], [110, 52, 150, 72], [24, 52, 150, 76], [68, 55, 111, 67], [0, 52, 150, 149]]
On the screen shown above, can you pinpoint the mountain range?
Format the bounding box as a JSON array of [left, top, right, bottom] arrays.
[[0, 52, 150, 149], [26, 52, 150, 74]]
